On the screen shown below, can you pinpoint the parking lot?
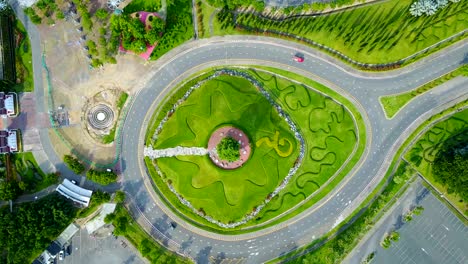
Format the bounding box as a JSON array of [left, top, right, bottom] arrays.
[[61, 226, 146, 264], [346, 179, 467, 264], [373, 193, 467, 264]]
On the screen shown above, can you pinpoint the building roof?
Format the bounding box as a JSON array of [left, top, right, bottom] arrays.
[[56, 179, 93, 207], [0, 130, 18, 153], [46, 241, 61, 256], [56, 223, 79, 246], [0, 92, 16, 117]]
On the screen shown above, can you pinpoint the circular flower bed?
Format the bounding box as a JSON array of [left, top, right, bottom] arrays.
[[208, 126, 251, 170]]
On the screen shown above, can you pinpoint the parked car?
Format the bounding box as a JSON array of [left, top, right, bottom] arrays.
[[71, 180, 77, 185], [58, 250, 64, 260]]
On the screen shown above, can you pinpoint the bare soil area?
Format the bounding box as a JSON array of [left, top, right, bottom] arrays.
[[38, 7, 155, 166]]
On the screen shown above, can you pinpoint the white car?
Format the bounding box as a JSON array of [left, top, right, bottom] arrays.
[[58, 250, 64, 260]]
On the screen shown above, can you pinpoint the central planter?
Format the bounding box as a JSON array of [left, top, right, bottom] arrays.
[[208, 126, 251, 170]]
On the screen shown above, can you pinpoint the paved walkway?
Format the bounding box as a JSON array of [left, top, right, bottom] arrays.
[[144, 146, 207, 158]]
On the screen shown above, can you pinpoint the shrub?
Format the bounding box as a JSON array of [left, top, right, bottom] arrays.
[[217, 137, 240, 162], [63, 154, 85, 174], [56, 10, 65, 20]]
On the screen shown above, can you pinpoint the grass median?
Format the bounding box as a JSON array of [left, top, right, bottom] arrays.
[[380, 65, 468, 119]]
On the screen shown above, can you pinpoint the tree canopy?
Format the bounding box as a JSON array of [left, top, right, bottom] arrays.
[[432, 131, 468, 201], [0, 194, 76, 264], [217, 137, 240, 162], [110, 14, 165, 54], [63, 155, 85, 174]]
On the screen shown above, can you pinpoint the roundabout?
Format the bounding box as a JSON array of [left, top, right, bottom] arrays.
[[13, 0, 467, 262], [117, 37, 467, 262]]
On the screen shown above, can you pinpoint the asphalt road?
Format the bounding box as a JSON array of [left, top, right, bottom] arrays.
[[10, 0, 468, 261], [120, 38, 468, 263]]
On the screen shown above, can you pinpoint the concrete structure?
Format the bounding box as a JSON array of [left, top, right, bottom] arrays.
[[0, 130, 19, 153], [0, 92, 17, 117], [56, 179, 93, 207], [85, 203, 117, 234]]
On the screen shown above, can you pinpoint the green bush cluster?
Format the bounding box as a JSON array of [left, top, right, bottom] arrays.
[[63, 155, 85, 174], [217, 137, 240, 162], [86, 169, 117, 185]]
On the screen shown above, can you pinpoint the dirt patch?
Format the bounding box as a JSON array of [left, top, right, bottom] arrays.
[[38, 14, 156, 166]]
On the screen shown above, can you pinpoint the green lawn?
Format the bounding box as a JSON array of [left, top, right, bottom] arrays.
[[123, 0, 162, 13], [405, 109, 468, 215], [230, 0, 468, 64], [147, 68, 363, 229], [247, 69, 359, 224], [380, 65, 467, 118], [14, 17, 34, 92], [275, 100, 468, 263], [12, 152, 55, 193], [153, 74, 300, 223], [199, 1, 216, 37]]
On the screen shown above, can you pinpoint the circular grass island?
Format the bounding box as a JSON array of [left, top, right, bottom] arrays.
[[144, 67, 366, 232]]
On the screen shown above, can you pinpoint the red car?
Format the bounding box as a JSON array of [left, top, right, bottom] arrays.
[[293, 55, 304, 62]]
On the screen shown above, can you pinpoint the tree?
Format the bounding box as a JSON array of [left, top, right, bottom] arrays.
[[432, 131, 468, 201], [104, 212, 115, 223], [95, 8, 108, 20], [0, 181, 21, 200], [114, 190, 125, 203], [216, 137, 240, 162], [63, 155, 85, 174]]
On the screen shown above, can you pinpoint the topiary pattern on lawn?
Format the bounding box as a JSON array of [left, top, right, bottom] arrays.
[[153, 74, 299, 223], [217, 137, 240, 162]]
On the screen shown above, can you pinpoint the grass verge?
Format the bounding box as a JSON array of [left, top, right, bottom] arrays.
[[380, 65, 468, 119], [13, 17, 33, 92], [111, 204, 191, 264]]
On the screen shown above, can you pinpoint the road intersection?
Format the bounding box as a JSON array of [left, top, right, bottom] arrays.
[[10, 0, 468, 261]]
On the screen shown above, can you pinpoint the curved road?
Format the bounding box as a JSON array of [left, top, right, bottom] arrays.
[[121, 37, 468, 263], [11, 0, 468, 261]]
